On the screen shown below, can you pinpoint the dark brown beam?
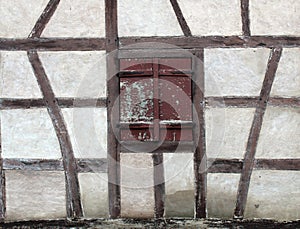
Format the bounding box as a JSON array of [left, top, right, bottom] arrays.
[[152, 153, 165, 218], [119, 36, 300, 49], [170, 0, 192, 36], [241, 0, 250, 36], [105, 0, 120, 219], [206, 97, 300, 108], [3, 159, 63, 171], [208, 159, 243, 173], [0, 38, 106, 51], [255, 159, 300, 171], [77, 159, 108, 173], [28, 0, 61, 38], [193, 50, 207, 218], [0, 115, 5, 222], [27, 51, 83, 218], [0, 98, 107, 109], [234, 48, 282, 219]]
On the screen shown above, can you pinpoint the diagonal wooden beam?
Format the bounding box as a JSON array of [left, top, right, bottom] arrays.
[[193, 50, 207, 218], [105, 0, 120, 219], [27, 51, 83, 219], [241, 0, 250, 36], [169, 0, 192, 36], [28, 0, 61, 38], [234, 48, 282, 219]]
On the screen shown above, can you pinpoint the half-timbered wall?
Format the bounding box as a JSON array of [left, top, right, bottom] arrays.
[[0, 0, 299, 222]]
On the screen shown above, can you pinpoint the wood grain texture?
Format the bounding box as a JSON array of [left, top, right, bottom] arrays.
[[169, 0, 192, 36], [0, 115, 5, 221], [152, 153, 165, 218], [28, 0, 61, 38], [192, 50, 207, 218], [27, 51, 83, 218], [234, 48, 283, 219], [105, 0, 120, 219], [241, 0, 250, 36]]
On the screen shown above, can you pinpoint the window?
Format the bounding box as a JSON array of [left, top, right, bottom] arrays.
[[119, 58, 193, 142]]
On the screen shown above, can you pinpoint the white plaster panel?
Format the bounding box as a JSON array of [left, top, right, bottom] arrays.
[[245, 171, 300, 221], [271, 48, 300, 97], [256, 107, 300, 158], [206, 108, 255, 159], [1, 109, 61, 159], [177, 0, 242, 36], [118, 0, 183, 37], [205, 48, 270, 96], [207, 173, 240, 218], [62, 108, 107, 158], [39, 51, 106, 98], [42, 0, 105, 37], [250, 0, 300, 36], [0, 51, 42, 98], [5, 171, 66, 221], [79, 173, 108, 218], [164, 153, 194, 217], [120, 153, 154, 218], [0, 0, 48, 38]]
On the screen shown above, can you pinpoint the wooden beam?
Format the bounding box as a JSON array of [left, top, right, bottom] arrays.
[[27, 51, 83, 218], [77, 159, 108, 173], [192, 50, 207, 218], [234, 48, 282, 219], [0, 116, 5, 222], [241, 0, 250, 36], [170, 0, 192, 36], [28, 0, 61, 38], [119, 36, 300, 49], [105, 0, 120, 219], [152, 154, 165, 218], [0, 38, 106, 51], [0, 98, 107, 109]]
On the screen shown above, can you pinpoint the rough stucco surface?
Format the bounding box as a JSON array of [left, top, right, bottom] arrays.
[[118, 0, 182, 37], [0, 51, 42, 98], [271, 48, 300, 97], [0, 0, 48, 38], [256, 107, 300, 159], [207, 173, 240, 218], [42, 0, 105, 37], [250, 0, 300, 36], [204, 48, 269, 96], [5, 171, 66, 221], [177, 0, 242, 36], [164, 153, 194, 217], [206, 108, 255, 159], [62, 108, 107, 158], [120, 153, 155, 218], [39, 51, 106, 98], [78, 173, 108, 218], [1, 109, 61, 159], [245, 171, 300, 221]]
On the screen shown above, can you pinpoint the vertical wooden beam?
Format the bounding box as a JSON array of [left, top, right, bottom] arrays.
[[193, 50, 207, 218], [170, 0, 192, 36], [105, 0, 120, 219], [0, 118, 5, 222], [28, 0, 61, 38], [234, 48, 282, 219], [241, 0, 250, 36], [27, 51, 83, 218], [153, 153, 165, 218]]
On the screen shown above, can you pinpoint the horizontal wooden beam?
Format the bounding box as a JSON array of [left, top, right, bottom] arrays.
[[205, 97, 300, 108], [119, 36, 300, 49], [2, 158, 107, 173], [0, 98, 107, 109], [0, 38, 106, 51], [1, 36, 300, 51]]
